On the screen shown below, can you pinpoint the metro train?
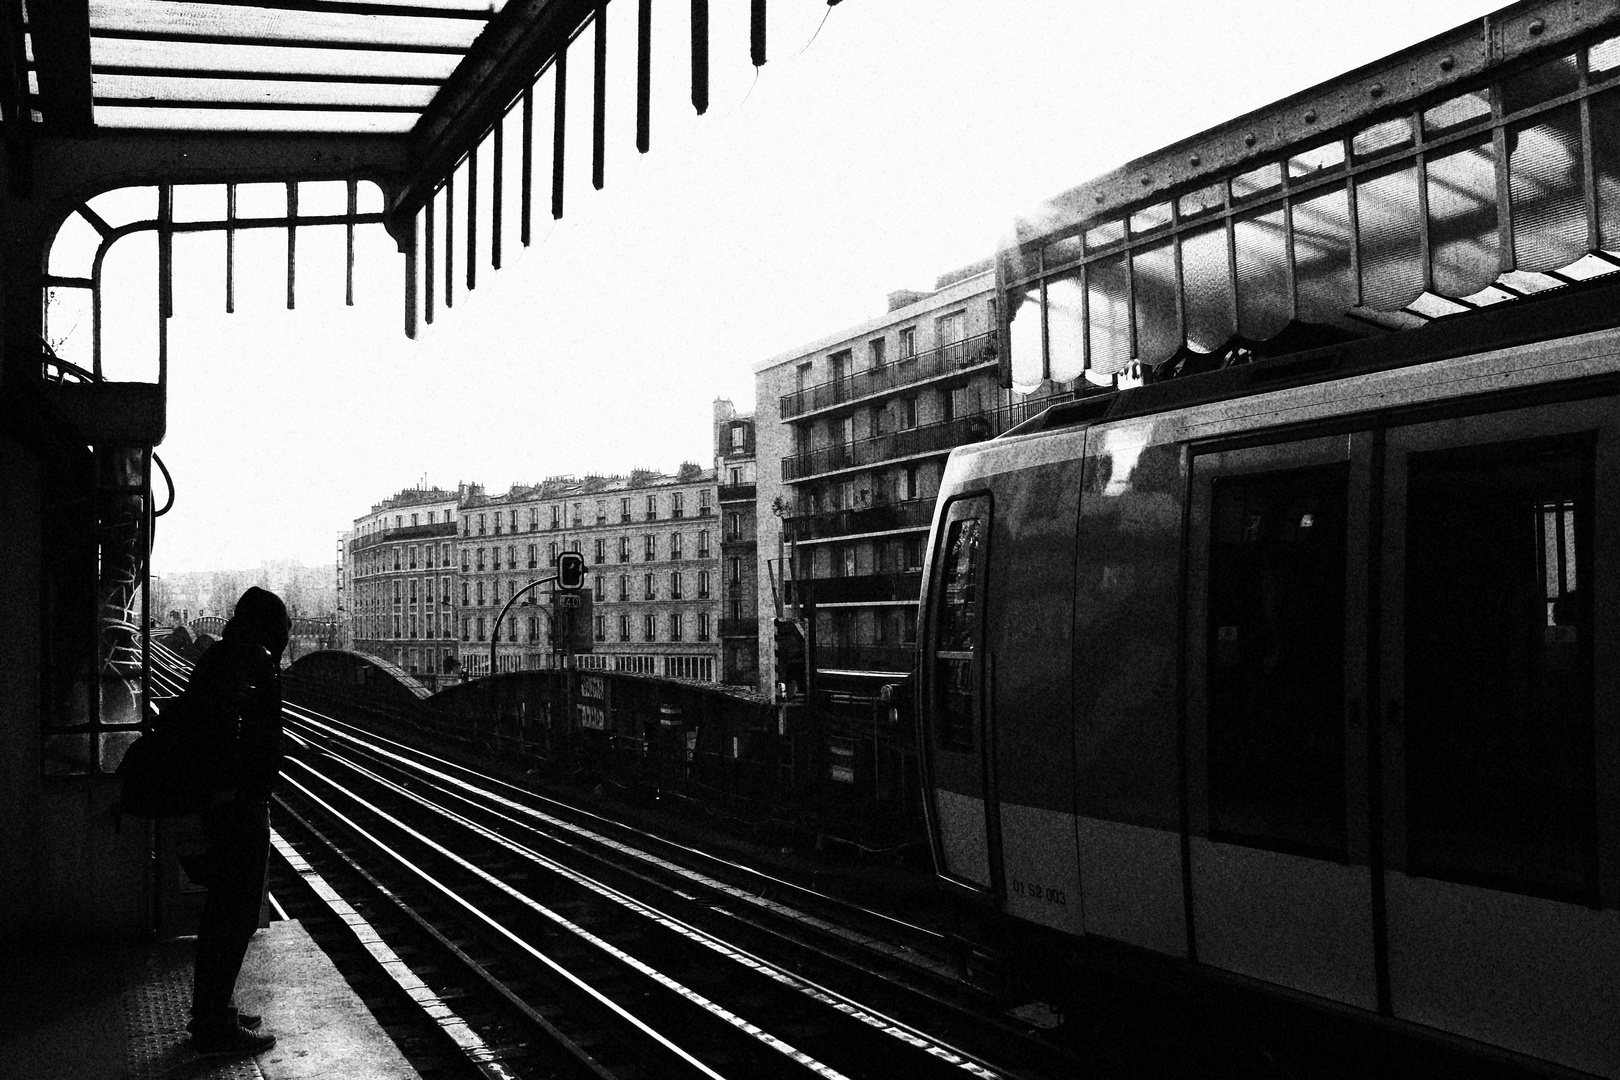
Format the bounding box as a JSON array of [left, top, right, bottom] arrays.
[[915, 281, 1620, 1076]]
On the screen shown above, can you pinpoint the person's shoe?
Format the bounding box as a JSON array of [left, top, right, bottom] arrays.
[[191, 1020, 276, 1057], [229, 1006, 263, 1031]]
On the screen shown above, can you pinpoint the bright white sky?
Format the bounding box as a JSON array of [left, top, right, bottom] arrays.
[[124, 0, 1491, 574]]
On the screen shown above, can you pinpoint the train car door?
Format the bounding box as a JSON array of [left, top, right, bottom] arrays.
[[920, 493, 1001, 894], [1376, 398, 1620, 1076], [1186, 431, 1379, 1010]]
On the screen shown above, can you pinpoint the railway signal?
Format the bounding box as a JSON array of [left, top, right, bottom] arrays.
[[556, 551, 585, 591]]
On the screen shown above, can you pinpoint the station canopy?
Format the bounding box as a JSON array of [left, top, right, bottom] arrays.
[[999, 4, 1620, 392]]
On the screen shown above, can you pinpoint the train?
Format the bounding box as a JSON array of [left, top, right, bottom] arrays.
[[916, 276, 1620, 1076]]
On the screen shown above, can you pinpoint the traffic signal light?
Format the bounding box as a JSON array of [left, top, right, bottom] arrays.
[[774, 618, 805, 698], [556, 551, 585, 591]]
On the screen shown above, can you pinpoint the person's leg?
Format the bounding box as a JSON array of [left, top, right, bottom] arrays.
[[191, 800, 274, 1053]]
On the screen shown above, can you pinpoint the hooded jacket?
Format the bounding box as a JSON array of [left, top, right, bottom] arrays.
[[184, 586, 289, 800]]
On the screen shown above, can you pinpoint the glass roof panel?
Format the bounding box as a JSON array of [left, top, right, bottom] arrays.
[[95, 105, 418, 132], [94, 73, 437, 108], [88, 1, 484, 52], [90, 38, 461, 80]]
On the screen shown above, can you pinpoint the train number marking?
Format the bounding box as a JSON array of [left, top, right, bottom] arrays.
[[1009, 878, 1067, 906]]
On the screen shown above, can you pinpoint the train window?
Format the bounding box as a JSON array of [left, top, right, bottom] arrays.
[[932, 496, 990, 754], [1403, 439, 1595, 899], [1208, 464, 1348, 856]]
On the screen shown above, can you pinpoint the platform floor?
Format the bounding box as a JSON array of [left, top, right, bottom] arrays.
[[0, 917, 420, 1080]]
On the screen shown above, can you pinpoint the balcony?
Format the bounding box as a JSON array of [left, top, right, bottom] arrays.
[[779, 331, 997, 419], [782, 414, 996, 482], [796, 571, 921, 605], [784, 497, 932, 541], [351, 519, 458, 550], [816, 643, 916, 673], [718, 482, 756, 503], [719, 617, 759, 638]]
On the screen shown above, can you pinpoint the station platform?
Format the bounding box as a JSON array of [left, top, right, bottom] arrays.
[[0, 917, 420, 1080]]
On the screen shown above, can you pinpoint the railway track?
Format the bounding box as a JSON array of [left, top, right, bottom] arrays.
[[148, 645, 1092, 1080]]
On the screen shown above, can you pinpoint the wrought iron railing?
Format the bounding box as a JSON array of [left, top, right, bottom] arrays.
[[784, 498, 932, 541], [779, 331, 998, 418]]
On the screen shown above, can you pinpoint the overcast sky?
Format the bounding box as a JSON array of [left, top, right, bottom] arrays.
[[122, 0, 1492, 574]]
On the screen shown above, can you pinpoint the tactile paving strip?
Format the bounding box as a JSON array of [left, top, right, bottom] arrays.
[[122, 941, 261, 1080]]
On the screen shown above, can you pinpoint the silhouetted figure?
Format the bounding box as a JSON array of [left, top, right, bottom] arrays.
[[183, 586, 288, 1056]]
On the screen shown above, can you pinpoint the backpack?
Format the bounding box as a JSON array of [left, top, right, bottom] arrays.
[[117, 694, 226, 818]]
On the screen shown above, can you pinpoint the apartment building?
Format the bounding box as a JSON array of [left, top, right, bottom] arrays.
[[754, 259, 1076, 713], [455, 467, 723, 682], [346, 487, 460, 680], [713, 399, 760, 688]]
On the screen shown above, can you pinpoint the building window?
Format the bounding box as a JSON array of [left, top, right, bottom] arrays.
[[529, 507, 539, 531], [671, 571, 683, 600], [476, 581, 484, 605], [646, 494, 657, 520], [476, 616, 486, 641], [644, 614, 657, 641], [462, 617, 470, 641], [572, 502, 582, 527], [671, 532, 683, 560], [594, 538, 606, 564], [504, 545, 513, 569], [393, 580, 401, 604], [527, 543, 538, 568], [699, 488, 712, 516], [461, 548, 470, 571], [478, 514, 487, 535], [729, 557, 741, 583], [869, 337, 886, 367], [392, 548, 400, 571], [698, 571, 711, 598], [463, 517, 470, 536], [618, 614, 630, 641], [904, 465, 920, 501], [593, 576, 605, 602], [644, 573, 655, 600], [619, 536, 631, 562], [619, 575, 630, 601], [901, 397, 917, 429], [550, 541, 560, 563], [620, 497, 631, 522], [409, 578, 418, 602], [673, 492, 685, 518], [727, 512, 742, 541], [493, 513, 502, 535], [645, 535, 656, 561], [898, 326, 916, 359], [698, 613, 711, 641], [594, 615, 606, 643], [698, 529, 710, 558], [670, 613, 683, 641], [476, 547, 486, 571]]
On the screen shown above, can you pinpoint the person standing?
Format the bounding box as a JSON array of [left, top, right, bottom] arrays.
[[182, 585, 289, 1056]]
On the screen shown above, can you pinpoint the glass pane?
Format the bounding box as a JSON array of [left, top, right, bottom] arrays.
[[1292, 185, 1354, 326], [45, 287, 94, 369], [1178, 183, 1223, 221], [1357, 163, 1425, 311], [94, 106, 419, 133], [1234, 209, 1290, 341], [1288, 141, 1345, 180], [1423, 91, 1491, 138], [1087, 252, 1132, 374], [89, 3, 483, 50], [1132, 241, 1179, 366], [299, 179, 350, 217], [1085, 219, 1124, 251], [1591, 34, 1620, 80], [1208, 464, 1348, 856], [1181, 223, 1234, 353], [1006, 284, 1043, 394], [43, 734, 92, 777], [93, 72, 435, 109], [48, 210, 103, 277], [99, 230, 160, 381], [1427, 137, 1501, 297], [1353, 116, 1413, 160], [1046, 272, 1085, 383], [1043, 234, 1082, 270], [1404, 439, 1595, 899], [1509, 104, 1588, 272], [933, 506, 988, 754], [1590, 89, 1620, 250], [171, 182, 226, 222], [90, 37, 461, 80], [86, 185, 157, 230], [1129, 202, 1172, 237], [1232, 162, 1281, 203], [1500, 53, 1580, 115]]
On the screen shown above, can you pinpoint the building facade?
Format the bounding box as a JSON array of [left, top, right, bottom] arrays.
[[346, 487, 460, 681], [454, 466, 723, 682], [713, 399, 760, 688], [753, 260, 1079, 707]]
